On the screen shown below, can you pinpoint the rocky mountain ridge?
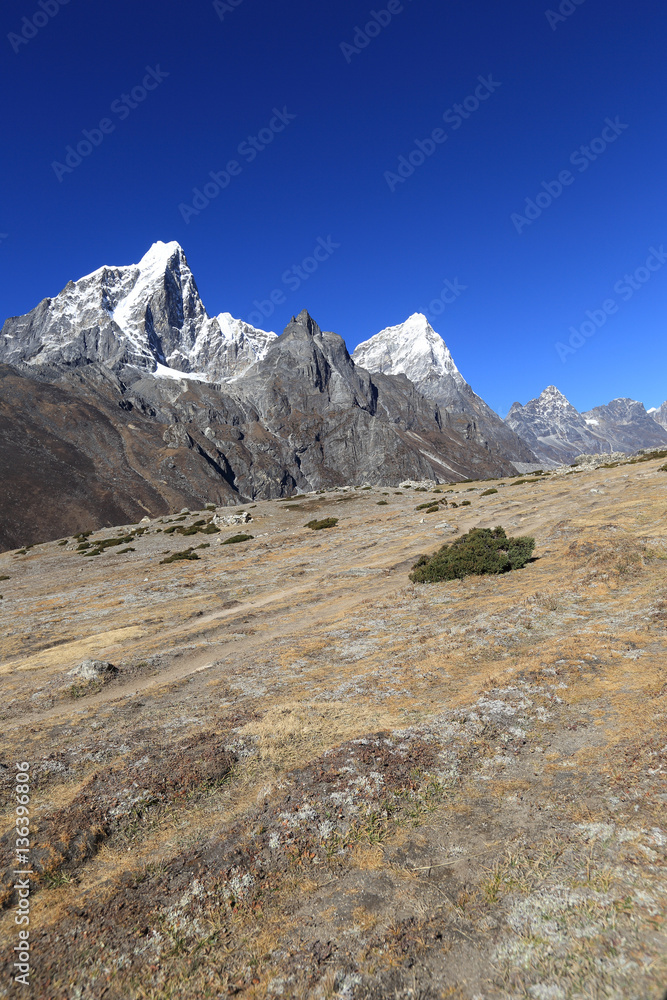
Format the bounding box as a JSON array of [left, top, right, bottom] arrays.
[[1, 241, 664, 549], [506, 386, 667, 465], [0, 239, 526, 551], [0, 241, 278, 385]]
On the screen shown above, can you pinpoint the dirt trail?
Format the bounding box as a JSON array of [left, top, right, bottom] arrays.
[[5, 560, 409, 728]]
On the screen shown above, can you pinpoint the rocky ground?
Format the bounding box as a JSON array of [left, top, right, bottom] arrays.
[[0, 456, 665, 999]]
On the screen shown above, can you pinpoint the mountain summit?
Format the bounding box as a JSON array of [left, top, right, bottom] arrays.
[[353, 314, 539, 470], [352, 313, 465, 392], [0, 241, 276, 384]]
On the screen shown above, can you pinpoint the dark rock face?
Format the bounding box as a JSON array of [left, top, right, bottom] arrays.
[[0, 363, 238, 552], [506, 386, 667, 466]]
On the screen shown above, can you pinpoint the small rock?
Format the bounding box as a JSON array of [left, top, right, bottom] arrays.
[[180, 508, 190, 514], [139, 516, 151, 524], [67, 660, 118, 682]]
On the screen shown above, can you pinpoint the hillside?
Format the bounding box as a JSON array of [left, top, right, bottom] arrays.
[[0, 455, 665, 999]]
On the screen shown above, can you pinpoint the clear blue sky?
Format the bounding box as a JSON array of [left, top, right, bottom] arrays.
[[1, 0, 665, 415]]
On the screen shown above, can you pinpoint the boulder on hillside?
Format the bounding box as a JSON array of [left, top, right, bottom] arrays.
[[214, 511, 253, 527], [67, 660, 118, 682]]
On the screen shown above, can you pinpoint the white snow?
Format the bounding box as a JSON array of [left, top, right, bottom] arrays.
[[154, 362, 209, 382], [352, 313, 466, 387]]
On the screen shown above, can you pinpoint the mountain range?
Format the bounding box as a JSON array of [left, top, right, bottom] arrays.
[[506, 387, 667, 466], [1, 241, 664, 549]]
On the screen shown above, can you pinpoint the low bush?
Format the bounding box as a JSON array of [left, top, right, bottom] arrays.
[[377, 501, 389, 506], [222, 533, 254, 544], [460, 500, 471, 506], [480, 488, 498, 496], [659, 463, 667, 472], [0, 575, 9, 581], [160, 549, 200, 564], [409, 526, 535, 584], [305, 518, 338, 531]]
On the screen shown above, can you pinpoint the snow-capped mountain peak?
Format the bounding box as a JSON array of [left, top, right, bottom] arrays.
[[0, 241, 276, 383], [352, 312, 466, 387], [536, 385, 577, 413]]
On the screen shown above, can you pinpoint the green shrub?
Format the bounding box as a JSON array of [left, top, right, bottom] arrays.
[[16, 549, 28, 556], [0, 575, 9, 581], [460, 500, 471, 506], [416, 501, 440, 511], [409, 526, 535, 584], [57, 540, 68, 546], [222, 533, 254, 544], [305, 518, 338, 531], [117, 547, 135, 554], [377, 500, 389, 506], [160, 549, 200, 564], [659, 463, 667, 472], [481, 488, 498, 496]]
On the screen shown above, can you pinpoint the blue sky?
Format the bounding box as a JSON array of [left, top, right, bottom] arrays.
[[1, 0, 665, 416]]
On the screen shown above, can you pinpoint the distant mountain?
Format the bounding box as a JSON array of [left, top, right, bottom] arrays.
[[581, 398, 667, 454], [352, 314, 539, 471], [649, 401, 667, 431], [506, 386, 667, 465], [0, 241, 276, 384]]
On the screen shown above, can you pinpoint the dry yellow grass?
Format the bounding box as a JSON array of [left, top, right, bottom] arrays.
[[0, 458, 665, 998]]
